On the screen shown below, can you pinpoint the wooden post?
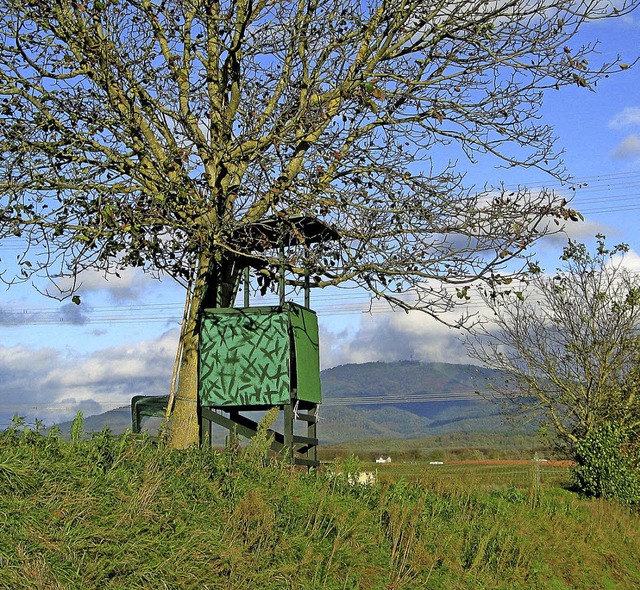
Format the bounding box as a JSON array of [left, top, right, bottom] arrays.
[[244, 266, 250, 308], [279, 243, 285, 307], [304, 268, 310, 308]]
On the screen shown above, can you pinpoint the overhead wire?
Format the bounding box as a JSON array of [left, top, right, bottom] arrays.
[[1, 170, 636, 425], [0, 171, 638, 256], [0, 390, 491, 424], [0, 170, 638, 325], [2, 267, 640, 325]]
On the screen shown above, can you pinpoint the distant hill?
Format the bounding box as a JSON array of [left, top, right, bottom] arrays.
[[54, 361, 514, 443], [318, 361, 511, 442], [321, 360, 497, 397], [54, 406, 134, 437]]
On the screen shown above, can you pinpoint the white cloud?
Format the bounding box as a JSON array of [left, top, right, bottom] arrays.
[[321, 309, 474, 369], [321, 247, 640, 371], [612, 134, 640, 159], [55, 267, 161, 302], [537, 218, 620, 253], [610, 248, 640, 273], [609, 107, 640, 130], [564, 218, 619, 241], [0, 329, 179, 427]]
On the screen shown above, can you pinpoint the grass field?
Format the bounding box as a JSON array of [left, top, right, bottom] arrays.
[[2, 421, 640, 589], [361, 459, 572, 490]]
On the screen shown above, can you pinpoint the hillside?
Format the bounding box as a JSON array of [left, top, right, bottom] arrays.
[[319, 361, 511, 441], [3, 428, 640, 589], [52, 361, 516, 442], [321, 360, 498, 397]]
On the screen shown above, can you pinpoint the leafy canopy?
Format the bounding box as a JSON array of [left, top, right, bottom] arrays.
[[0, 0, 625, 313]]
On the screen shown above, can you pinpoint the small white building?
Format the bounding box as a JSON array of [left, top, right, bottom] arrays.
[[375, 456, 392, 464]]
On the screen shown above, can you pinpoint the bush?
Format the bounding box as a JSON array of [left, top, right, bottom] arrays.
[[572, 422, 640, 505]]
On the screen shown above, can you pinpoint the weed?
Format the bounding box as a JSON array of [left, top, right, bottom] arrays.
[[70, 411, 84, 444]]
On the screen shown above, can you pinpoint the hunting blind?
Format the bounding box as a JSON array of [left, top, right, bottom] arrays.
[[132, 216, 338, 467]]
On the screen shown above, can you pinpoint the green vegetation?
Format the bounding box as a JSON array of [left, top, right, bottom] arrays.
[[468, 238, 640, 505], [320, 361, 495, 398], [366, 460, 572, 492], [2, 418, 640, 589], [572, 422, 640, 505]]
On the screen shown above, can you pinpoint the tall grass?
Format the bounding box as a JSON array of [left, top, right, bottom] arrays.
[[1, 419, 640, 589]]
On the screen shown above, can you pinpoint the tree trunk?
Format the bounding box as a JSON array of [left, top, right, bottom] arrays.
[[166, 260, 208, 449], [167, 254, 241, 449]]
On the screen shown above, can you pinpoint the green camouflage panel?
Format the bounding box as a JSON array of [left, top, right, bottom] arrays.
[[289, 305, 322, 404], [198, 304, 321, 407]]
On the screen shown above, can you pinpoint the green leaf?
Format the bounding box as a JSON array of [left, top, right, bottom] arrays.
[[456, 286, 470, 300], [72, 295, 81, 305]]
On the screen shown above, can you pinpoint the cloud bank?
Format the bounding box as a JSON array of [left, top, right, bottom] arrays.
[[3, 246, 637, 428], [321, 310, 473, 370], [609, 107, 640, 130], [0, 329, 178, 428], [613, 134, 640, 160]]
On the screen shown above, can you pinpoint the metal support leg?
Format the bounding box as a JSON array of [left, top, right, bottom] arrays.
[[308, 404, 318, 464], [284, 403, 294, 465]]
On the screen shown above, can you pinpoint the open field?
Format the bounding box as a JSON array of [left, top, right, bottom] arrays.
[[362, 459, 572, 490], [319, 431, 555, 461], [320, 431, 571, 491]]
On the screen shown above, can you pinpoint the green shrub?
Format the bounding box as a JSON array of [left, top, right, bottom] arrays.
[[572, 422, 640, 505], [86, 426, 117, 474]]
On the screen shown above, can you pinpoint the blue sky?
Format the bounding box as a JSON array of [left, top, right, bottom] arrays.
[[1, 14, 639, 427]]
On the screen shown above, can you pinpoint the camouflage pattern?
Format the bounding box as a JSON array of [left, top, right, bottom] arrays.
[[199, 304, 321, 407]]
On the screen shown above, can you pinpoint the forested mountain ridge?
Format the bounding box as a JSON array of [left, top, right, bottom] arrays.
[[321, 360, 498, 397], [52, 361, 514, 442]]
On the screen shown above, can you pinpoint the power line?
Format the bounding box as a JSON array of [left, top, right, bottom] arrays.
[[0, 169, 638, 325], [0, 173, 639, 258], [0, 391, 490, 416], [2, 269, 640, 325], [325, 391, 485, 405]]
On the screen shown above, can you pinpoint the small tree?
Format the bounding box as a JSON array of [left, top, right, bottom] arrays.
[[0, 0, 636, 446], [467, 237, 640, 454]]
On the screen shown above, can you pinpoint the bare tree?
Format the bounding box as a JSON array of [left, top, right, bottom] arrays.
[[467, 237, 640, 453], [0, 0, 635, 446]]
